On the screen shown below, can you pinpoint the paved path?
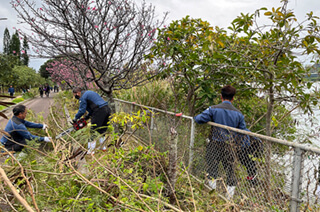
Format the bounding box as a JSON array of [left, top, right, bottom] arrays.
[[0, 92, 59, 129], [0, 92, 60, 210]]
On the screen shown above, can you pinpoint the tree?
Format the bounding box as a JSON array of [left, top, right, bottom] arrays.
[[10, 31, 21, 60], [224, 1, 320, 137], [21, 36, 29, 66], [39, 59, 54, 79], [12, 65, 43, 88], [149, 16, 227, 116], [0, 54, 21, 87], [12, 0, 167, 112], [3, 28, 11, 55], [46, 58, 96, 89]]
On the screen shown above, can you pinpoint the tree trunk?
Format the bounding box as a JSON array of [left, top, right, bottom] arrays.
[[265, 81, 275, 203], [106, 91, 116, 114], [187, 87, 195, 116], [167, 127, 178, 204], [104, 88, 120, 133]]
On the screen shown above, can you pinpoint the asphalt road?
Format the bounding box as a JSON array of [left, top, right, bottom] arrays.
[[0, 92, 58, 129], [0, 92, 59, 210]]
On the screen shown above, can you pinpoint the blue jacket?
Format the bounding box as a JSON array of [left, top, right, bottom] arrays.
[[75, 90, 108, 120], [8, 87, 14, 94], [1, 116, 45, 146], [194, 101, 250, 147]]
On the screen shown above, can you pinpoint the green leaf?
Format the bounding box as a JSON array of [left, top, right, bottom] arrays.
[[264, 12, 273, 16]]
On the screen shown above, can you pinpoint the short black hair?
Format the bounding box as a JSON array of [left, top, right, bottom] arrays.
[[221, 85, 236, 100], [13, 105, 26, 116], [72, 87, 82, 93]]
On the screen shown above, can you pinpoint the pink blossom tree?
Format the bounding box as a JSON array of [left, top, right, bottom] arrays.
[[46, 58, 97, 90], [11, 0, 167, 111]]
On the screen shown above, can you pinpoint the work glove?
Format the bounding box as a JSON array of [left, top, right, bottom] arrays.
[[72, 118, 78, 123], [42, 124, 48, 130], [84, 114, 91, 120], [44, 137, 51, 142]]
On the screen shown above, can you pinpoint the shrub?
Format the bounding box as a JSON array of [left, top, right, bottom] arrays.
[[114, 80, 176, 111], [22, 88, 37, 99], [22, 92, 34, 99], [12, 97, 25, 104]]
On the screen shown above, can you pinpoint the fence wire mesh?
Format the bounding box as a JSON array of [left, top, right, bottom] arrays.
[[115, 99, 193, 167], [115, 99, 320, 211]]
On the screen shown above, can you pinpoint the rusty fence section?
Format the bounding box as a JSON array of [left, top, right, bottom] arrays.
[[114, 98, 320, 211]]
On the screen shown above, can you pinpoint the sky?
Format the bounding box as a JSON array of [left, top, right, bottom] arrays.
[[0, 0, 320, 71]]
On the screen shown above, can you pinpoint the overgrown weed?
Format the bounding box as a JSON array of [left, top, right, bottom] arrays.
[[0, 91, 264, 211]]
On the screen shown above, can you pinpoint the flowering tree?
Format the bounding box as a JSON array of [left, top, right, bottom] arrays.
[[46, 58, 97, 90], [12, 0, 166, 111]]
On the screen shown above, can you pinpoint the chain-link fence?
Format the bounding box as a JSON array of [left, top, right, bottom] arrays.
[[115, 99, 195, 168], [115, 98, 320, 211]]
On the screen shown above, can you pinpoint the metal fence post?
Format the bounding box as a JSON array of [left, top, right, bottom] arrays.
[[290, 147, 303, 212], [188, 119, 195, 172], [150, 109, 154, 137]]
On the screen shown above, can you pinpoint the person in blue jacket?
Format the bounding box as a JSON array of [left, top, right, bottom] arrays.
[[72, 87, 111, 154], [194, 85, 257, 199], [0, 105, 51, 152], [8, 85, 15, 97]]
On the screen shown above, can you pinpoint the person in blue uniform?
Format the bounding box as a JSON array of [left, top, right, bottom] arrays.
[[72, 87, 111, 153], [194, 85, 258, 199], [8, 85, 14, 97], [0, 105, 50, 152]]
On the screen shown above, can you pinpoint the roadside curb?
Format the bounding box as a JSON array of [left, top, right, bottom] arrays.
[[0, 96, 37, 120]]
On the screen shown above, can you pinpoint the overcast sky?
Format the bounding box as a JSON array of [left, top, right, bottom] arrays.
[[0, 0, 320, 71]]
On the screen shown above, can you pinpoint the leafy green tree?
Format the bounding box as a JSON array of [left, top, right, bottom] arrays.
[[12, 65, 43, 88], [225, 2, 320, 137], [0, 54, 21, 87], [3, 28, 10, 55], [149, 16, 227, 116], [10, 31, 21, 60], [39, 59, 54, 79], [21, 36, 29, 66]]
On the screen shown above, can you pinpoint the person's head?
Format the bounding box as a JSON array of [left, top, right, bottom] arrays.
[[72, 87, 83, 99], [221, 85, 236, 101], [13, 105, 27, 119], [10, 85, 12, 88]]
